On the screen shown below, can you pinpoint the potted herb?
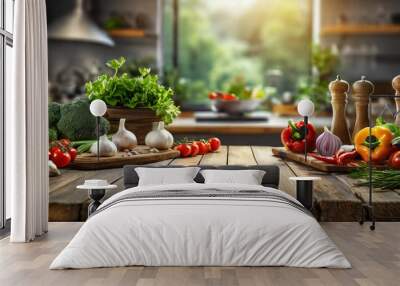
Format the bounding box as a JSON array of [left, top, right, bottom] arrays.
[[296, 45, 339, 113], [85, 57, 180, 143]]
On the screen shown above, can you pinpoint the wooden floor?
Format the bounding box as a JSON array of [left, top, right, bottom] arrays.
[[1, 222, 399, 286], [50, 146, 400, 222]]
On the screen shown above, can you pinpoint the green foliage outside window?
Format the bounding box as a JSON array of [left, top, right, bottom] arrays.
[[163, 0, 312, 105], [296, 45, 340, 111]]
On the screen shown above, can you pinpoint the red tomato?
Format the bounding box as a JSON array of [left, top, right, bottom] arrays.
[[208, 92, 218, 100], [48, 151, 52, 160], [190, 142, 199, 157], [59, 139, 71, 147], [175, 144, 192, 157], [216, 92, 224, 99], [50, 146, 62, 156], [206, 142, 211, 152], [391, 145, 400, 153], [51, 151, 71, 168], [389, 151, 400, 169], [208, 137, 221, 152], [68, 148, 78, 161], [222, 93, 237, 101], [196, 141, 209, 155]]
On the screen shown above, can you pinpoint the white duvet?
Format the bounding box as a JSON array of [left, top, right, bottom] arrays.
[[50, 183, 351, 269]]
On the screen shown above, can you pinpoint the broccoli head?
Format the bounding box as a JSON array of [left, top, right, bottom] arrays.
[[48, 102, 61, 128], [57, 98, 110, 141], [49, 128, 58, 142]]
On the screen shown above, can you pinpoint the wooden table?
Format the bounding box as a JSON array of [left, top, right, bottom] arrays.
[[49, 145, 400, 222]]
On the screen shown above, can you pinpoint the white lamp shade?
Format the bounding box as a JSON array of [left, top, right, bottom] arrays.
[[90, 99, 107, 117], [297, 99, 315, 117]]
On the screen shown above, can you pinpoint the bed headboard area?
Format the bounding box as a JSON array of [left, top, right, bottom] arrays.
[[123, 165, 280, 189]]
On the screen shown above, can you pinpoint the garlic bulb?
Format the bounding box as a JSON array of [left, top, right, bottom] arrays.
[[112, 118, 137, 151], [316, 126, 342, 156], [145, 122, 174, 150], [90, 135, 118, 157]]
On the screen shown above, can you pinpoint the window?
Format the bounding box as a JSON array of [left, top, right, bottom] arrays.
[[163, 0, 312, 106], [1, 0, 14, 230]]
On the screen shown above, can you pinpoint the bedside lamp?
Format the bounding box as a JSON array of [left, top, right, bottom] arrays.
[[90, 99, 107, 162], [297, 99, 315, 161]]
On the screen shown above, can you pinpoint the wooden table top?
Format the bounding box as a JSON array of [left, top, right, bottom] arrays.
[[167, 112, 332, 134], [49, 145, 400, 222]]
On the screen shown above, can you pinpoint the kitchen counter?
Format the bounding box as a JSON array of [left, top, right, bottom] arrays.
[[167, 112, 332, 145], [168, 112, 331, 134]]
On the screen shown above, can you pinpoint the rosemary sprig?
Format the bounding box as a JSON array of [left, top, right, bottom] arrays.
[[349, 164, 400, 190]]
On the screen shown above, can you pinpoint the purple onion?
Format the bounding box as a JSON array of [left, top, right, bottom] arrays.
[[316, 127, 342, 156]]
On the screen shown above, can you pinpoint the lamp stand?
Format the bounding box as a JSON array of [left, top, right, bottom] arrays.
[[96, 116, 100, 163], [359, 95, 376, 231], [304, 116, 308, 162]]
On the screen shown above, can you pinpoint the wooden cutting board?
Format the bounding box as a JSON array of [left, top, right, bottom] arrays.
[[271, 147, 356, 173], [70, 146, 180, 170]]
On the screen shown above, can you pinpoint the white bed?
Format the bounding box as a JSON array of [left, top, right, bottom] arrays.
[[50, 183, 350, 269]]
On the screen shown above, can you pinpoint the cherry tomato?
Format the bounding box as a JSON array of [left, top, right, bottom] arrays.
[[51, 151, 71, 168], [196, 141, 209, 155], [175, 144, 192, 157], [208, 137, 221, 152], [222, 93, 237, 101], [208, 92, 218, 100], [68, 148, 78, 161], [205, 142, 211, 152], [190, 142, 199, 157], [216, 92, 224, 99], [389, 151, 400, 169], [59, 139, 71, 147]]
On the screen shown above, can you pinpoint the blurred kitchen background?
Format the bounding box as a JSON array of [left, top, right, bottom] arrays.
[[46, 0, 400, 145]]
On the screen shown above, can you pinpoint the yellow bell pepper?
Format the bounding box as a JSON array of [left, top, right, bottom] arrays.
[[354, 126, 393, 162]]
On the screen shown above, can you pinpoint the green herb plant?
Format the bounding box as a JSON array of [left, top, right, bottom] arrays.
[[296, 45, 339, 111], [349, 163, 400, 190], [85, 57, 180, 125]]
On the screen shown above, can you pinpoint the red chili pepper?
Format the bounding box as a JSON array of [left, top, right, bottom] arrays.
[[335, 148, 346, 158], [310, 150, 358, 166], [281, 120, 316, 153], [337, 150, 358, 165], [309, 153, 338, 164]]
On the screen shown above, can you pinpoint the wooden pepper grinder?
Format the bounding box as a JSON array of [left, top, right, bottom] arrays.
[[393, 75, 400, 126], [329, 75, 352, 144], [352, 76, 374, 138]]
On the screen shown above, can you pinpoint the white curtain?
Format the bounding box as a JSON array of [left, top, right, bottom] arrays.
[[7, 0, 49, 242]]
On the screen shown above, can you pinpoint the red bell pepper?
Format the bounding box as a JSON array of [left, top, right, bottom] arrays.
[[281, 120, 316, 153]]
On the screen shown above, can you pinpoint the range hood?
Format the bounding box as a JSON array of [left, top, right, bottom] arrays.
[[48, 0, 114, 46]]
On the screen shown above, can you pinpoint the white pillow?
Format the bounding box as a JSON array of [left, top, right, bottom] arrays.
[[200, 169, 266, 185], [135, 167, 201, 186]]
